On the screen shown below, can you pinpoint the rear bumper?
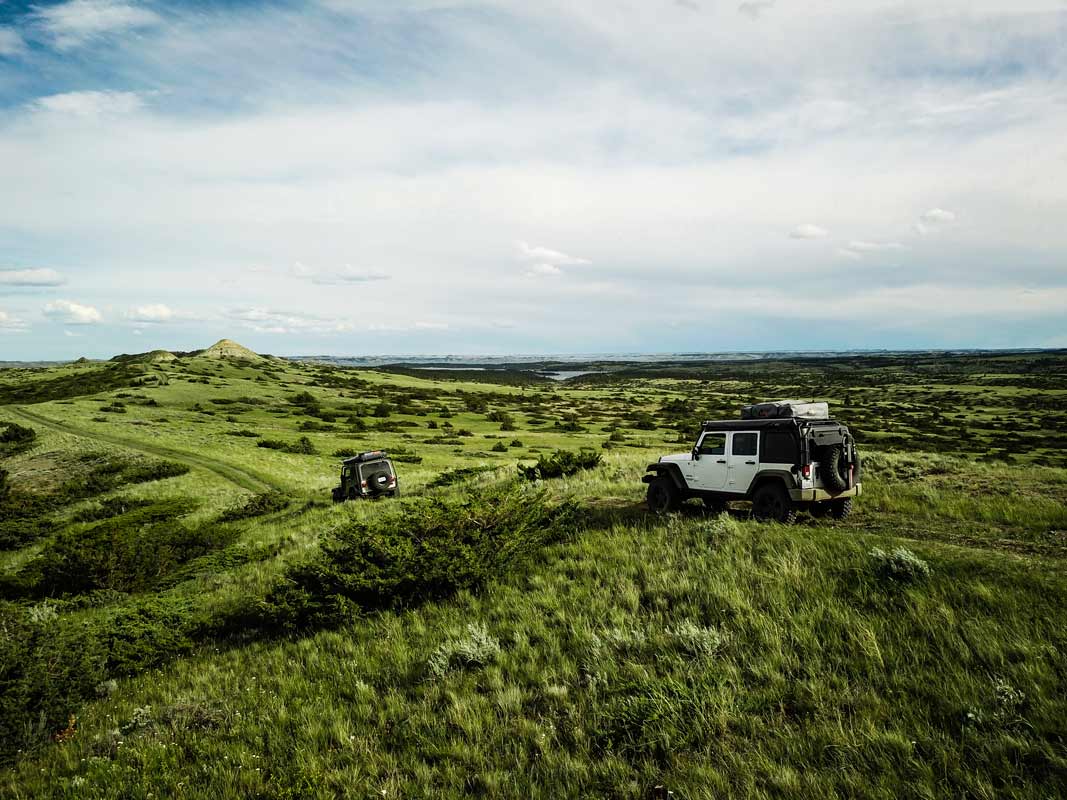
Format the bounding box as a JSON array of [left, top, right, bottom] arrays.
[[790, 483, 862, 502]]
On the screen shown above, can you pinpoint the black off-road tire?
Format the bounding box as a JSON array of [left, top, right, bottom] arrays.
[[647, 478, 680, 515], [820, 444, 850, 492], [364, 468, 389, 495], [751, 483, 797, 524], [830, 497, 853, 520], [331, 487, 343, 503]]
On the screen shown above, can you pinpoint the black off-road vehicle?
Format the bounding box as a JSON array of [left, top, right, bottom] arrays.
[[642, 401, 861, 522], [332, 450, 400, 502]]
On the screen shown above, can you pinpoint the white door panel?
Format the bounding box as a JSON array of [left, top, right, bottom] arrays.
[[691, 432, 728, 490], [727, 431, 760, 492]]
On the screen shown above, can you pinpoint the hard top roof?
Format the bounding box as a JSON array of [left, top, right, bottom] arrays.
[[341, 450, 391, 464], [700, 418, 844, 431]]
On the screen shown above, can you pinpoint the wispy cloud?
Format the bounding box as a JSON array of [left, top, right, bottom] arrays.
[[225, 307, 354, 335], [43, 299, 102, 324], [0, 268, 66, 287], [738, 1, 775, 19], [789, 224, 829, 240], [291, 262, 391, 285], [0, 27, 26, 57], [517, 241, 590, 277], [838, 240, 908, 258], [915, 207, 957, 235], [31, 0, 161, 50], [33, 91, 145, 116], [0, 310, 29, 333], [123, 303, 198, 323]]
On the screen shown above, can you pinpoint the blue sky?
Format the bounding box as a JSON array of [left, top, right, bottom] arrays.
[[1, 0, 1066, 359]]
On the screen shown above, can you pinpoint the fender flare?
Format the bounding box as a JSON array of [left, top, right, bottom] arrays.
[[643, 462, 688, 492], [745, 470, 797, 499]]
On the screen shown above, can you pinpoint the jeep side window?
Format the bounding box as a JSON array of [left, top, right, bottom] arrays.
[[732, 432, 758, 456], [697, 433, 726, 455]]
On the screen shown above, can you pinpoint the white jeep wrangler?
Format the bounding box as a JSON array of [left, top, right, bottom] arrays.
[[642, 407, 861, 522]]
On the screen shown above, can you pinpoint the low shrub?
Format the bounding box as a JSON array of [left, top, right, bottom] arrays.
[[518, 449, 602, 481], [219, 491, 289, 522], [0, 423, 37, 455], [427, 623, 501, 678], [7, 500, 231, 598], [869, 547, 932, 583], [257, 437, 318, 455], [491, 442, 508, 452], [428, 464, 498, 488], [0, 595, 202, 764], [255, 485, 580, 629], [226, 429, 261, 438], [72, 496, 152, 523]]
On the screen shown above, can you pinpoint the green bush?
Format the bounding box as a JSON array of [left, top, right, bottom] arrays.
[[518, 449, 601, 481], [7, 500, 231, 598], [219, 491, 289, 522], [0, 423, 36, 455], [0, 595, 201, 764], [869, 547, 932, 583], [255, 485, 580, 629], [72, 496, 152, 523], [226, 429, 261, 438], [257, 437, 317, 455], [428, 465, 498, 488]]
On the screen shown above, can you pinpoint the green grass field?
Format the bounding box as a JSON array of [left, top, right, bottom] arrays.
[[1, 349, 1066, 798]]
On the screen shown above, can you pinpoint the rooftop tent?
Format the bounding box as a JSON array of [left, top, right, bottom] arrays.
[[741, 400, 829, 420]]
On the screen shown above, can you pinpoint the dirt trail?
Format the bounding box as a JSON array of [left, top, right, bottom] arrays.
[[7, 406, 278, 493]]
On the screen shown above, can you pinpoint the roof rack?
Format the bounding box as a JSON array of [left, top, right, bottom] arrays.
[[341, 450, 389, 464]]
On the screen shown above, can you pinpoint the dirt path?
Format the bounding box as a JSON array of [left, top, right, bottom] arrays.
[[7, 406, 279, 494]]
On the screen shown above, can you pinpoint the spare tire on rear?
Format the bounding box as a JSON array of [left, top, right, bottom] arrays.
[[363, 467, 389, 494], [819, 444, 850, 492]]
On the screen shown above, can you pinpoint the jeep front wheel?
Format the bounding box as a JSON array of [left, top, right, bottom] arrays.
[[646, 478, 680, 515], [751, 483, 797, 524]]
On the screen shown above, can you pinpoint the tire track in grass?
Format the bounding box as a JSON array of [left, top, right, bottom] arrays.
[[7, 406, 280, 493]]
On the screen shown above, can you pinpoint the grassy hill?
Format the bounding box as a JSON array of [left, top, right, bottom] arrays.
[[1, 350, 1065, 798]]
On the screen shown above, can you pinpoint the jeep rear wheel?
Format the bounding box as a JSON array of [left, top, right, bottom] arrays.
[[829, 497, 853, 520], [751, 483, 797, 524], [646, 478, 680, 515]]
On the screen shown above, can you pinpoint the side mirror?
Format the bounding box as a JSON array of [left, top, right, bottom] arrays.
[[692, 448, 700, 460]]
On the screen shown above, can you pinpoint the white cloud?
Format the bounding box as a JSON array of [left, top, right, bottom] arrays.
[[32, 91, 145, 117], [0, 268, 66, 287], [43, 299, 102, 325], [516, 241, 590, 267], [0, 310, 29, 333], [838, 240, 907, 258], [226, 307, 354, 335], [916, 208, 957, 234], [33, 0, 161, 50], [413, 321, 449, 330], [516, 241, 589, 277], [290, 262, 391, 285], [738, 1, 775, 19], [790, 224, 829, 240], [0, 27, 26, 57], [125, 303, 174, 323], [525, 263, 563, 278]]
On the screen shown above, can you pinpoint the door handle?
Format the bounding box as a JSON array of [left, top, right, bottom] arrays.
[[745, 460, 756, 465], [716, 459, 726, 463]]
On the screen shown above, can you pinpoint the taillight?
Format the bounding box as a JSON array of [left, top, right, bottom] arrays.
[[801, 464, 811, 479], [360, 480, 368, 488]]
